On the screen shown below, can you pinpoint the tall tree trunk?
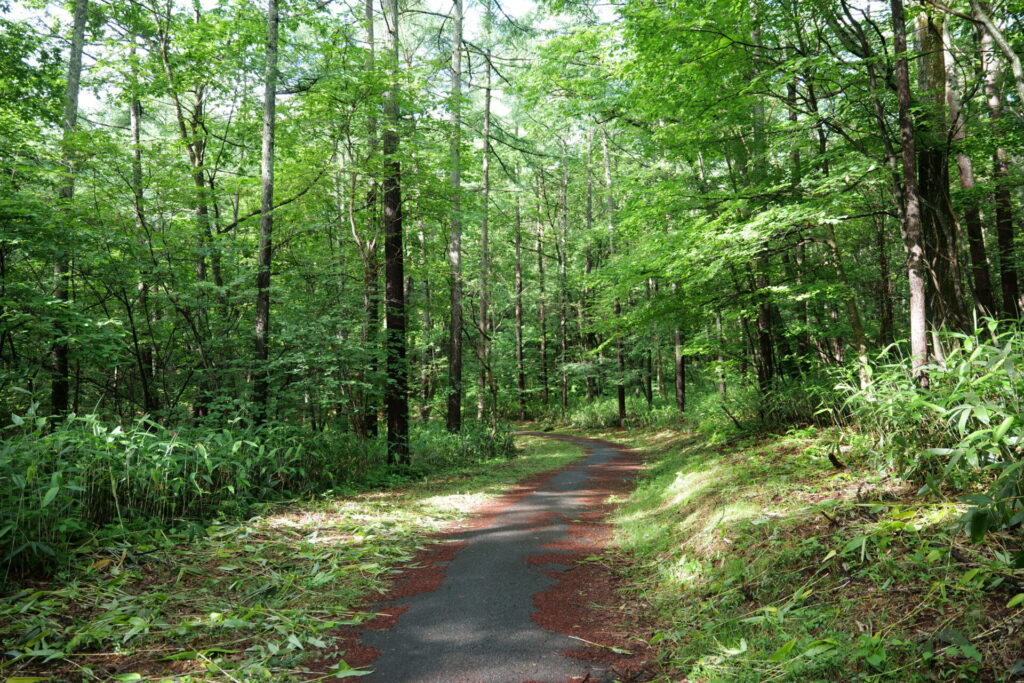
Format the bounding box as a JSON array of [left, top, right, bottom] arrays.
[[559, 165, 569, 414], [52, 0, 88, 415], [583, 131, 597, 401], [253, 0, 278, 424], [970, 0, 1024, 111], [537, 215, 549, 407], [128, 45, 159, 415], [514, 174, 526, 421], [944, 21, 996, 318], [875, 215, 895, 348], [446, 0, 464, 432], [419, 229, 434, 420], [383, 0, 408, 464], [362, 0, 380, 437], [892, 0, 930, 384], [674, 330, 686, 412], [477, 41, 492, 422], [715, 311, 727, 395], [601, 130, 625, 427], [672, 283, 685, 412], [915, 11, 971, 333], [754, 266, 775, 393], [980, 16, 1020, 319]]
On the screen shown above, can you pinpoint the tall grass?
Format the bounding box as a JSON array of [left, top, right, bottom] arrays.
[[1, 410, 516, 577], [844, 321, 1024, 538]]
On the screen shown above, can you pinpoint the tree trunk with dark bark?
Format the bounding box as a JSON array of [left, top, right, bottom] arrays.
[[253, 0, 278, 424], [383, 0, 408, 464], [52, 0, 89, 414]]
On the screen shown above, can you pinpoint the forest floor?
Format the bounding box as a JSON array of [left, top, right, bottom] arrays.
[[5, 426, 1021, 682], [1, 434, 607, 682], [591, 425, 1024, 682]]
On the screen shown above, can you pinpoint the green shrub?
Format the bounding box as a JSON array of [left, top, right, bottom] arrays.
[[0, 410, 373, 575], [0, 411, 520, 576], [844, 321, 1024, 539]]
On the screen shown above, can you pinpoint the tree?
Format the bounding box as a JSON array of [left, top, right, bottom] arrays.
[[253, 0, 279, 423]]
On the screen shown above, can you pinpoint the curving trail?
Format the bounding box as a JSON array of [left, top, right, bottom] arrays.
[[322, 433, 650, 683]]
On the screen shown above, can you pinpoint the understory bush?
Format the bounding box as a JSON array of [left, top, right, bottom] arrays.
[[409, 420, 516, 467], [1, 410, 516, 577], [844, 321, 1024, 539]]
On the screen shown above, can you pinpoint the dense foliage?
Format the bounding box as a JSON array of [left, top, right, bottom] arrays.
[[2, 0, 1023, 674]]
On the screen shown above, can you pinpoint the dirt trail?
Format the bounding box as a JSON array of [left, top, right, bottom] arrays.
[[319, 433, 650, 683]]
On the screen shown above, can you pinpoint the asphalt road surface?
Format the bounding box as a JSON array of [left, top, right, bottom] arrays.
[[358, 433, 634, 683]]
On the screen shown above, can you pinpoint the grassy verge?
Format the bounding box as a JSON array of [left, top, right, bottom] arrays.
[[0, 435, 584, 682], [597, 426, 1024, 682]]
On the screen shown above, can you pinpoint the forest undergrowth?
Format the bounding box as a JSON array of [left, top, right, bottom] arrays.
[[0, 434, 577, 681], [603, 426, 1023, 681], [553, 325, 1024, 681]]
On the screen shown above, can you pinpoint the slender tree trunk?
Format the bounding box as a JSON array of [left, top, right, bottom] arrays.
[[601, 130, 625, 427], [362, 0, 380, 437], [715, 311, 727, 395], [253, 0, 278, 424], [875, 215, 895, 348], [980, 19, 1020, 319], [674, 330, 685, 412], [52, 0, 88, 415], [514, 176, 526, 420], [583, 130, 597, 401], [892, 0, 930, 384], [446, 0, 464, 432], [970, 0, 1024, 110], [537, 216, 549, 407], [944, 21, 996, 318], [754, 266, 775, 393], [477, 42, 491, 422], [128, 45, 159, 415], [383, 0, 408, 464], [419, 229, 434, 420], [559, 165, 569, 414], [672, 283, 685, 411]]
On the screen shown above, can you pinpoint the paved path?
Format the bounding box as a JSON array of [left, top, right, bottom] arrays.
[[354, 433, 641, 683]]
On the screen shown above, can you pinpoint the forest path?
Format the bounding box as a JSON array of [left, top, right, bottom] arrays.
[[329, 432, 650, 682]]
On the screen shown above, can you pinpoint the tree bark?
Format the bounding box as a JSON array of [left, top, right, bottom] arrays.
[[980, 17, 1020, 319], [915, 11, 971, 333], [944, 20, 996, 318], [559, 164, 569, 414], [383, 0, 409, 464], [601, 130, 625, 427], [52, 0, 89, 415], [477, 38, 492, 422], [892, 0, 930, 384], [446, 0, 464, 432], [128, 44, 159, 415], [253, 0, 278, 424], [537, 214, 549, 408], [514, 171, 526, 421]]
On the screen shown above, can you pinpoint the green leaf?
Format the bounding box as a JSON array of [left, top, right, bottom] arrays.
[[1008, 593, 1024, 609], [40, 486, 59, 508], [993, 416, 1014, 441], [967, 509, 990, 543], [769, 637, 798, 661]]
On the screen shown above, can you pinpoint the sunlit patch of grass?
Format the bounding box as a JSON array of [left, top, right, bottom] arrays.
[[0, 434, 585, 682], [609, 427, 1024, 682]]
